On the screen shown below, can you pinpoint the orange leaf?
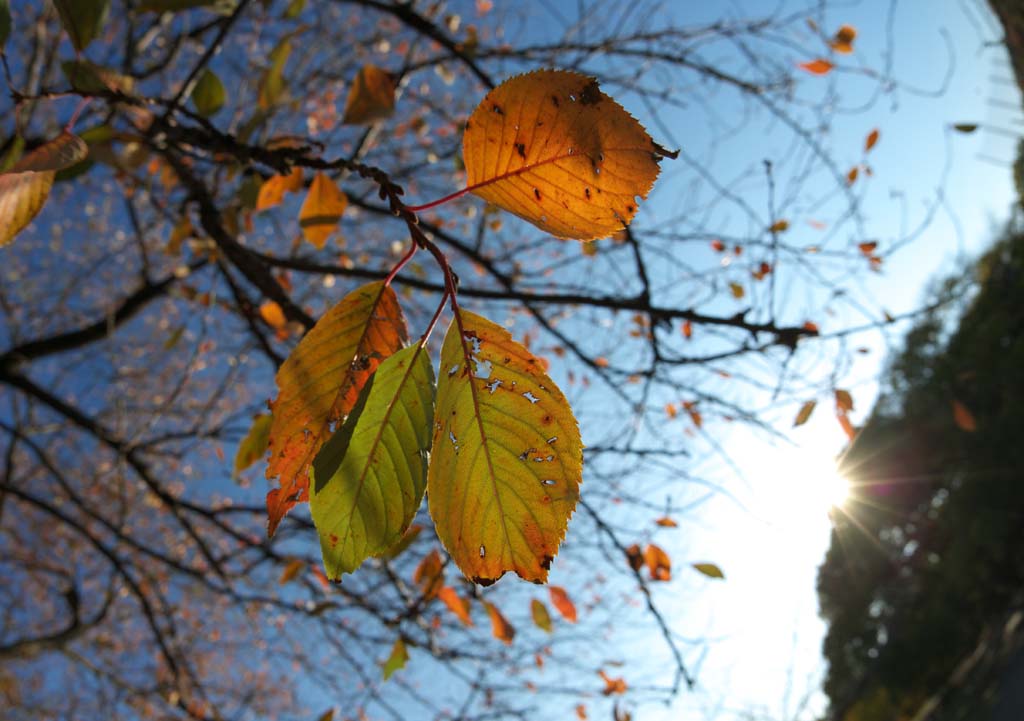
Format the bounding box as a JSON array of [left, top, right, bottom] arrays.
[[259, 300, 287, 329], [803, 321, 820, 333], [598, 669, 628, 696], [865, 128, 880, 152], [256, 167, 303, 211], [299, 172, 347, 249], [858, 241, 878, 256], [681, 320, 693, 339], [687, 407, 703, 429], [846, 166, 859, 185], [413, 549, 444, 599], [278, 558, 305, 585], [665, 403, 677, 419], [768, 219, 789, 233], [793, 400, 816, 427], [438, 586, 473, 626], [484, 601, 516, 645], [655, 516, 678, 528], [836, 411, 857, 441], [952, 400, 977, 432], [343, 64, 396, 125], [265, 282, 407, 536], [729, 282, 745, 300], [710, 239, 725, 252], [625, 544, 644, 571], [575, 705, 588, 720], [834, 389, 854, 413], [461, 70, 675, 240], [799, 59, 834, 75], [644, 543, 671, 581], [829, 24, 856, 54], [549, 586, 577, 623]]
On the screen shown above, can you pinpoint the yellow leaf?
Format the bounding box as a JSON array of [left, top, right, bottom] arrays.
[[798, 58, 834, 75], [952, 400, 976, 432], [234, 413, 273, 477], [257, 167, 303, 211], [259, 300, 287, 329], [258, 38, 291, 110], [278, 558, 305, 585], [691, 562, 725, 579], [382, 638, 408, 681], [483, 600, 516, 644], [461, 70, 675, 241], [427, 310, 582, 585], [438, 586, 473, 626], [265, 282, 407, 536], [343, 64, 396, 125], [0, 132, 88, 247], [531, 598, 553, 633], [729, 282, 745, 299], [793, 400, 816, 428], [299, 172, 347, 248]]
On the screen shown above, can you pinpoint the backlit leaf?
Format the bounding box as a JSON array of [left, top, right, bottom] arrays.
[[309, 343, 434, 580], [644, 543, 671, 581], [549, 585, 577, 623], [598, 669, 627, 695], [461, 69, 675, 240], [54, 0, 110, 51], [62, 60, 135, 95], [857, 241, 878, 256], [729, 282, 745, 299], [834, 389, 854, 413], [483, 600, 515, 644], [191, 69, 226, 116], [343, 64, 396, 125], [793, 400, 816, 427], [531, 599, 553, 633], [654, 516, 678, 528], [624, 543, 643, 571], [798, 59, 834, 75], [259, 300, 287, 328], [692, 562, 725, 579], [382, 523, 423, 560], [575, 705, 588, 720], [257, 167, 303, 210], [258, 38, 291, 110], [413, 549, 444, 599], [234, 413, 272, 477], [865, 128, 880, 152], [829, 24, 856, 54], [299, 172, 347, 249], [846, 166, 859, 185], [768, 219, 789, 233], [382, 638, 408, 680], [0, 132, 88, 247], [952, 400, 976, 432], [278, 558, 305, 585], [266, 282, 407, 536], [428, 310, 582, 585], [438, 586, 473, 626]]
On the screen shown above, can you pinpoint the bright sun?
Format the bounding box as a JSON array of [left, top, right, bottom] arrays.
[[751, 447, 850, 528]]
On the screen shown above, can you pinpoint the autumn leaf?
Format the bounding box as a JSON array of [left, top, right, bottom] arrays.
[[438, 586, 473, 626], [768, 219, 789, 233], [265, 282, 407, 536], [829, 24, 856, 54], [682, 320, 693, 339], [54, 0, 109, 51], [309, 343, 435, 580], [382, 523, 423, 560], [846, 166, 859, 185], [951, 123, 979, 134], [644, 543, 671, 581], [531, 599, 553, 633], [343, 64, 396, 125], [484, 601, 516, 644], [0, 132, 89, 247], [234, 413, 272, 477], [654, 516, 678, 528], [692, 562, 725, 579], [382, 638, 409, 680], [575, 705, 588, 720], [191, 69, 226, 116], [798, 59, 834, 75], [857, 241, 878, 256], [461, 69, 675, 240], [624, 544, 644, 571], [598, 669, 627, 695], [259, 300, 287, 329], [793, 400, 816, 428], [952, 400, 977, 432], [278, 558, 305, 585], [258, 38, 291, 109], [256, 167, 303, 211], [729, 282, 745, 300], [413, 549, 444, 599], [299, 172, 347, 248], [428, 310, 582, 585], [865, 128, 880, 152], [837, 411, 857, 441], [834, 389, 854, 413]]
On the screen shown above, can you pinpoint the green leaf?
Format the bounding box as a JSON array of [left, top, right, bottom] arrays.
[[191, 69, 226, 116], [428, 310, 582, 585], [531, 599, 553, 633], [54, 0, 111, 52], [382, 638, 408, 681], [310, 343, 435, 580], [61, 60, 135, 95], [691, 562, 725, 579], [0, 0, 11, 51], [0, 136, 24, 173], [283, 0, 305, 18], [258, 38, 291, 109], [234, 414, 272, 478]]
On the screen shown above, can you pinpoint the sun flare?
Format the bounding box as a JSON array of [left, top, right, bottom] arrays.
[[752, 447, 850, 529]]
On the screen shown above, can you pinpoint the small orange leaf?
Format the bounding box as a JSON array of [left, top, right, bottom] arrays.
[[413, 549, 444, 599], [729, 282, 745, 300], [575, 705, 588, 720], [857, 241, 878, 256], [829, 24, 856, 54], [655, 516, 678, 528], [865, 128, 880, 152], [834, 389, 854, 413], [594, 356, 610, 368], [299, 172, 347, 249], [256, 167, 303, 211], [682, 320, 693, 339], [686, 407, 703, 429], [793, 400, 816, 427], [625, 544, 644, 571], [259, 300, 287, 329], [484, 601, 516, 645], [598, 670, 628, 696], [343, 64, 396, 125], [768, 219, 790, 233], [549, 586, 577, 623], [799, 59, 834, 75], [802, 321, 820, 333], [278, 558, 305, 585], [665, 403, 677, 419], [438, 586, 474, 626], [846, 166, 859, 185], [711, 239, 725, 252], [952, 400, 977, 432], [644, 543, 671, 581]]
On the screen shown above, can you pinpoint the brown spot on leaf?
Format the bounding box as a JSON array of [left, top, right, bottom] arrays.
[[579, 80, 601, 106], [584, 188, 591, 200], [515, 142, 526, 158], [534, 188, 542, 201], [541, 555, 554, 571], [473, 576, 498, 587], [542, 414, 552, 425], [491, 103, 503, 115], [551, 95, 560, 107]]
